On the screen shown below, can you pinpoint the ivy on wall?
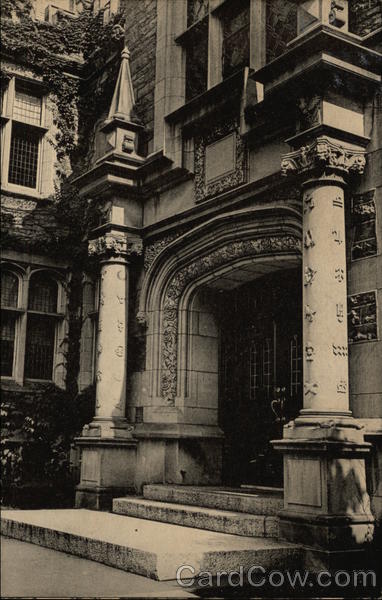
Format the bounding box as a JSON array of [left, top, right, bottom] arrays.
[[1, 3, 126, 505], [1, 4, 126, 391], [1, 385, 95, 507]]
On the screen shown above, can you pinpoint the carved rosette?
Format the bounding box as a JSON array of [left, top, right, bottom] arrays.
[[88, 230, 143, 259], [160, 235, 301, 404], [281, 137, 366, 178]]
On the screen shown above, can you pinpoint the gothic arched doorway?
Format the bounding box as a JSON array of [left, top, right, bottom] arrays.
[[218, 268, 302, 487]]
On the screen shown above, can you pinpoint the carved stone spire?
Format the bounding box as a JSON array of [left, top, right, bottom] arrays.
[[99, 45, 144, 159], [107, 46, 136, 124]]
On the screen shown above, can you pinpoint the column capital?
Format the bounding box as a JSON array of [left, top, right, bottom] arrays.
[[88, 229, 143, 260], [281, 136, 366, 180]]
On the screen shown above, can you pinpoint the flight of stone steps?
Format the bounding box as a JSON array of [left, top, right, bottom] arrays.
[[113, 484, 283, 538], [1, 485, 302, 583]]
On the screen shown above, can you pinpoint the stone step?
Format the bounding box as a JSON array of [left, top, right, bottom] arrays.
[[1, 509, 300, 582], [113, 497, 278, 538], [143, 485, 283, 516]]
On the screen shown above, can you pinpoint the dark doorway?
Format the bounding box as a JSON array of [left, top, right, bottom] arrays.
[[218, 268, 302, 487]]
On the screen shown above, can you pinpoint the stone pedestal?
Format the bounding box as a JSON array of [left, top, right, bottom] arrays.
[[274, 136, 375, 569], [76, 233, 141, 509]]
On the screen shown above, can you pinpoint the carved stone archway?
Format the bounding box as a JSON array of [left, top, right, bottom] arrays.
[[139, 206, 302, 407], [161, 235, 301, 404]]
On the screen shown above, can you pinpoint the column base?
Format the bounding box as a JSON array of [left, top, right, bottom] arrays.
[[75, 484, 135, 511], [75, 425, 138, 510], [273, 415, 375, 565], [81, 417, 135, 439]]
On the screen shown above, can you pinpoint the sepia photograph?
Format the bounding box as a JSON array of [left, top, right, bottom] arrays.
[[0, 0, 381, 597]]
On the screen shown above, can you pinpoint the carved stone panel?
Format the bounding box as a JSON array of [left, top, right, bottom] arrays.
[[351, 190, 377, 261], [194, 117, 247, 203], [348, 291, 378, 343]]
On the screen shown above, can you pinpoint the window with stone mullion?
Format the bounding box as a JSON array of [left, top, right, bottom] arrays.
[[184, 16, 209, 102], [221, 0, 250, 80], [187, 0, 209, 28]]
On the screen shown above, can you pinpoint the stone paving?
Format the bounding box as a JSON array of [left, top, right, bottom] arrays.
[[1, 536, 197, 598]]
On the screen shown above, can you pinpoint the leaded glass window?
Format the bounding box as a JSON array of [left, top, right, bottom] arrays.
[[29, 273, 58, 313], [1, 313, 16, 376], [187, 0, 209, 27], [222, 0, 250, 79], [1, 271, 19, 308], [25, 314, 56, 379], [185, 17, 209, 102], [8, 123, 40, 188], [266, 0, 298, 63]]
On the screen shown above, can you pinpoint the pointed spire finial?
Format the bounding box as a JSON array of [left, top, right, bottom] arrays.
[[107, 44, 135, 123]]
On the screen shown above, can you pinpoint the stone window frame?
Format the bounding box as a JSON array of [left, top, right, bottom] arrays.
[[176, 0, 266, 100], [1, 76, 50, 199], [0, 262, 67, 386], [153, 0, 267, 152]]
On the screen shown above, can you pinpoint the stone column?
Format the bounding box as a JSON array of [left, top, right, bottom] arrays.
[[301, 176, 349, 417], [274, 136, 375, 570], [93, 256, 130, 436], [75, 230, 141, 510]]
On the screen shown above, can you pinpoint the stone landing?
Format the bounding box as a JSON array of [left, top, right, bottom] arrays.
[[1, 509, 301, 582]]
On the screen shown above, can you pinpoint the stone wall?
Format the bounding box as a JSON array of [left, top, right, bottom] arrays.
[[1, 196, 63, 251]]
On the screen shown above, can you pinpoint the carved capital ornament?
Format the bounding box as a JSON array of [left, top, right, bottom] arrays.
[[88, 231, 143, 259], [281, 137, 366, 178]]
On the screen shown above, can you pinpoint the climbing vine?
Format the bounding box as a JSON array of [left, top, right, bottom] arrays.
[[1, 4, 126, 393], [1, 3, 126, 506]]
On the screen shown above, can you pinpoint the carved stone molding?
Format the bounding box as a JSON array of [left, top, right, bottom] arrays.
[[88, 230, 143, 259], [1, 197, 37, 211], [281, 137, 366, 178], [194, 117, 247, 203], [144, 232, 183, 271], [160, 234, 300, 404]]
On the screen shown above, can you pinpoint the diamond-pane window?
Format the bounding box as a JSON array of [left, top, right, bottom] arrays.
[[8, 123, 40, 188], [1, 272, 19, 308]]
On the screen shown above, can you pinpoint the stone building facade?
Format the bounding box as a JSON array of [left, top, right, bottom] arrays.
[[1, 0, 382, 568]]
